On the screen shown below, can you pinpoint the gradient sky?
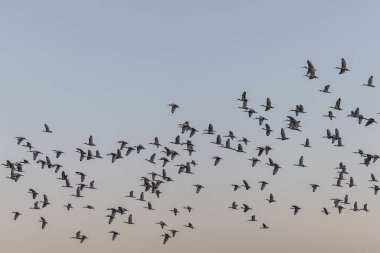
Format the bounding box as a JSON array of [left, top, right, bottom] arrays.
[[1, 1, 380, 253]]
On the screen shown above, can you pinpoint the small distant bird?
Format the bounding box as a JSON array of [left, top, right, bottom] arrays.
[[42, 124, 52, 133], [184, 206, 193, 212], [149, 137, 161, 148], [335, 58, 350, 74], [310, 184, 319, 192], [258, 181, 268, 191], [241, 180, 251, 190], [64, 203, 73, 211], [319, 84, 331, 93], [80, 235, 88, 243], [124, 214, 134, 225], [169, 229, 178, 237], [330, 98, 342, 111], [369, 173, 378, 182], [155, 221, 167, 229], [72, 231, 82, 240], [53, 150, 64, 158], [83, 205, 95, 210], [261, 98, 274, 111], [276, 128, 289, 141], [365, 118, 377, 126], [301, 138, 311, 148], [290, 205, 301, 215], [12, 211, 21, 220], [168, 103, 179, 113], [84, 135, 96, 146], [203, 123, 216, 135], [363, 75, 375, 87], [321, 207, 330, 215], [294, 156, 306, 167], [183, 222, 195, 229], [28, 189, 39, 199], [212, 156, 222, 166], [39, 217, 48, 229], [266, 193, 276, 203], [161, 233, 171, 244], [193, 184, 204, 194], [109, 231, 120, 241]]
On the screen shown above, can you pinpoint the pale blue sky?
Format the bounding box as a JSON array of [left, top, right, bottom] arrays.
[[1, 1, 380, 253]]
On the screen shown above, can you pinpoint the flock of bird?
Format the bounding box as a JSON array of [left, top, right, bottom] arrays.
[[4, 58, 380, 246]]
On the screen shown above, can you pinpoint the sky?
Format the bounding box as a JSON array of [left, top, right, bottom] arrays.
[[1, 1, 380, 252]]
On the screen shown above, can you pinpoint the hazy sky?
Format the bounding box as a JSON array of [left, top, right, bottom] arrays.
[[1, 1, 380, 253]]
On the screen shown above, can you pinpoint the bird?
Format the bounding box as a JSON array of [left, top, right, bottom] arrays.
[[303, 60, 318, 79], [241, 180, 251, 190], [40, 194, 50, 208], [261, 98, 274, 111], [310, 184, 319, 192], [203, 124, 216, 134], [72, 231, 82, 240], [266, 193, 276, 203], [169, 208, 179, 216], [294, 156, 306, 167], [149, 137, 161, 148], [241, 204, 252, 213], [83, 205, 95, 210], [193, 184, 204, 194], [212, 156, 222, 166], [161, 233, 171, 244], [64, 203, 73, 211], [42, 124, 52, 133], [28, 189, 39, 199], [144, 202, 154, 210], [109, 231, 120, 241], [290, 205, 301, 215], [229, 201, 238, 210], [145, 153, 156, 164], [15, 136, 26, 145], [258, 181, 268, 191], [52, 150, 64, 158], [262, 124, 273, 136], [11, 211, 21, 220], [84, 135, 96, 146], [124, 214, 134, 225], [80, 235, 88, 243], [369, 185, 380, 195], [319, 84, 331, 93], [183, 222, 195, 229], [335, 58, 350, 74], [156, 221, 167, 229], [168, 103, 179, 113], [237, 91, 248, 102], [330, 98, 342, 110], [184, 206, 194, 212], [231, 183, 240, 192], [39, 217, 47, 229], [321, 208, 330, 215], [369, 173, 378, 182], [255, 116, 268, 125], [365, 118, 377, 126], [363, 75, 375, 87], [301, 138, 311, 148], [169, 229, 178, 237], [323, 111, 336, 120], [276, 128, 289, 140], [248, 157, 260, 167]]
